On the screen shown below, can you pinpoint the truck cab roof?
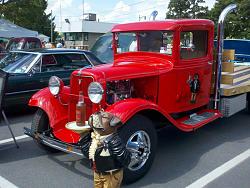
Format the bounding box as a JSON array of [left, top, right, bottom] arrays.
[[112, 19, 214, 32]]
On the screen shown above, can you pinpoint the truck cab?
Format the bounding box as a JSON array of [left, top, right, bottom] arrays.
[[26, 5, 246, 183]]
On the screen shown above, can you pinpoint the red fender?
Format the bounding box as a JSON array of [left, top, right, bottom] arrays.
[[29, 86, 80, 143], [105, 98, 178, 127], [105, 99, 222, 132]]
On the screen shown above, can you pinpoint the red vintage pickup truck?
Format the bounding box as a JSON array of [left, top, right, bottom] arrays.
[[25, 4, 247, 184]]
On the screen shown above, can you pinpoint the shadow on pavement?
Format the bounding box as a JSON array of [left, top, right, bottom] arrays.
[[47, 153, 93, 180]]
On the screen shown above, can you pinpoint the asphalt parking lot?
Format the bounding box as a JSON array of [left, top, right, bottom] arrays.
[[0, 109, 250, 188]]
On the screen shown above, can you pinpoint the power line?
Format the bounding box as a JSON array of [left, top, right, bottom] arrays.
[[54, 1, 168, 24], [97, 0, 146, 15], [100, 4, 166, 22], [54, 0, 147, 19]]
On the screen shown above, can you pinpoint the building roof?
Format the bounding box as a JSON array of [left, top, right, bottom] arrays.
[[0, 19, 38, 38], [112, 19, 214, 32], [59, 20, 116, 33]]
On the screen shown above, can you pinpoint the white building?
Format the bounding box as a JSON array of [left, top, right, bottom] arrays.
[[58, 14, 116, 49]]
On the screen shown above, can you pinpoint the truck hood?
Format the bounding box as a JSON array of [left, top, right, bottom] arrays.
[[76, 54, 173, 81]]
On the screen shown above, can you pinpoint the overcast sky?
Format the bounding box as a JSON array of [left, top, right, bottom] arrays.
[[47, 0, 216, 30]]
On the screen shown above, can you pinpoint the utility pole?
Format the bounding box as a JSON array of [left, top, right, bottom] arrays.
[[82, 0, 85, 46], [51, 10, 53, 43], [60, 0, 62, 32]]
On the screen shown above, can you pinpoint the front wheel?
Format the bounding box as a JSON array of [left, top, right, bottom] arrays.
[[31, 109, 59, 153], [247, 93, 250, 113], [118, 115, 157, 184]]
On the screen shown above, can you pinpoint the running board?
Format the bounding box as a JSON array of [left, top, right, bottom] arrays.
[[175, 109, 222, 130], [24, 127, 84, 157], [183, 112, 216, 125]]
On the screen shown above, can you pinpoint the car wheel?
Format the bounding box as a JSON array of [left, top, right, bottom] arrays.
[[247, 93, 250, 113], [118, 115, 157, 184], [31, 109, 60, 153]]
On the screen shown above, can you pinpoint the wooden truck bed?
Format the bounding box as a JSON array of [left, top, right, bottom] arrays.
[[219, 50, 250, 96]]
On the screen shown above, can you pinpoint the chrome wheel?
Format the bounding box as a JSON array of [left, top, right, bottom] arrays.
[[126, 130, 151, 171]]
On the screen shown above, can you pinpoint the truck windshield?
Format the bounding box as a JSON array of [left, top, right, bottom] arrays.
[[116, 31, 174, 55], [91, 33, 113, 64]]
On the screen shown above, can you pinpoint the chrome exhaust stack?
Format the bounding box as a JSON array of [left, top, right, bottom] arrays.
[[214, 4, 237, 109]]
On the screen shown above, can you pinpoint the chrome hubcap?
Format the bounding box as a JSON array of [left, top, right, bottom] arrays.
[[126, 131, 151, 171]]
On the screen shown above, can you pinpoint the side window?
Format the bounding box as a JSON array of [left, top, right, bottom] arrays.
[[180, 30, 208, 59], [41, 55, 61, 72], [139, 31, 173, 54], [54, 54, 90, 69]]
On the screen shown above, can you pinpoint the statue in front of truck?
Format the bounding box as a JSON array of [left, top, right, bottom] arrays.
[[80, 111, 131, 188]]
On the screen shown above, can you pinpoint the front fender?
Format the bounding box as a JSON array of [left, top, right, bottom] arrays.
[[29, 86, 70, 129], [105, 98, 176, 125]]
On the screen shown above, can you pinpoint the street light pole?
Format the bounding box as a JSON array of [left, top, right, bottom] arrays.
[[51, 10, 53, 43]]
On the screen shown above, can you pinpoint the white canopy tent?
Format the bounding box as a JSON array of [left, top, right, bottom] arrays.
[[0, 19, 38, 38], [38, 34, 50, 42]]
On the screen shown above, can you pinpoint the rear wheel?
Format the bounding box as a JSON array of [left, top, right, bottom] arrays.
[[118, 115, 157, 184], [31, 109, 59, 153], [247, 93, 250, 113]]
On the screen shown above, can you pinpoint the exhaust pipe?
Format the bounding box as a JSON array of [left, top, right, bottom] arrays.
[[214, 4, 237, 109]]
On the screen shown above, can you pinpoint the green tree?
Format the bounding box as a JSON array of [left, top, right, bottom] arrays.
[[1, 0, 58, 42], [166, 0, 208, 19], [166, 0, 191, 19], [209, 0, 250, 39], [189, 0, 208, 18]]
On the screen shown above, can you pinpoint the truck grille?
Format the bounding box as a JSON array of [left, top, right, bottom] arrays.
[[69, 75, 94, 122]]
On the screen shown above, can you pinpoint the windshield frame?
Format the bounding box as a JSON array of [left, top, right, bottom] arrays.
[[113, 30, 175, 56]]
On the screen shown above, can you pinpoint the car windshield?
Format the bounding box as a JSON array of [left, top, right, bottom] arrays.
[[84, 51, 105, 66], [0, 52, 37, 73], [91, 33, 113, 64], [115, 31, 174, 55]]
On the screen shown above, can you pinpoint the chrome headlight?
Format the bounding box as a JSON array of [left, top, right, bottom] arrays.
[[49, 76, 62, 96], [88, 82, 104, 104]]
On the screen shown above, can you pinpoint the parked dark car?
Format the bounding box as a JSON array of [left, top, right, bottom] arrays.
[[0, 48, 104, 107]]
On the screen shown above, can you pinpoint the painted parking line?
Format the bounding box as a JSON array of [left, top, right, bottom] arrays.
[[0, 176, 18, 188], [186, 149, 250, 188], [0, 135, 29, 145]]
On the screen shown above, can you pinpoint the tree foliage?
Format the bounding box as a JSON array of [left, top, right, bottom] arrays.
[[166, 0, 208, 19], [189, 0, 208, 18], [0, 0, 57, 42], [209, 0, 250, 39], [166, 0, 191, 19]]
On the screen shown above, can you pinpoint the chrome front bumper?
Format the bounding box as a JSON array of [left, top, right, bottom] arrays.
[[24, 127, 84, 157]]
